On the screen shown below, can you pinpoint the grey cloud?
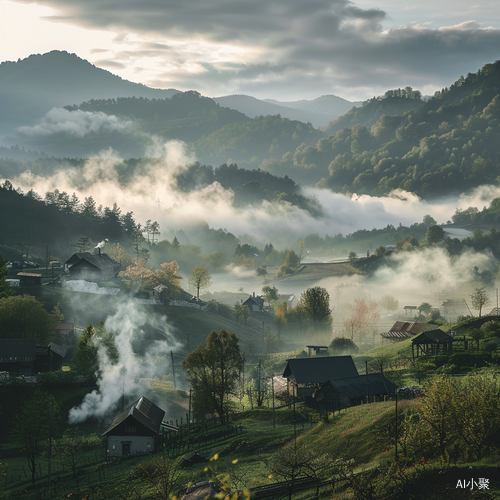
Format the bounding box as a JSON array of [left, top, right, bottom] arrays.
[[93, 59, 126, 69]]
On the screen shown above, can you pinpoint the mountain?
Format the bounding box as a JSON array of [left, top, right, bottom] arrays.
[[263, 61, 500, 196], [214, 94, 360, 127], [264, 95, 362, 125], [0, 50, 179, 134]]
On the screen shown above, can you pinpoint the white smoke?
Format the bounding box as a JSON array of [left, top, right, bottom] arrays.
[[68, 301, 181, 423], [95, 239, 109, 250]]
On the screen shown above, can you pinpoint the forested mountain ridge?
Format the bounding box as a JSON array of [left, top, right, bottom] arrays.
[[263, 61, 500, 197], [0, 51, 179, 134]]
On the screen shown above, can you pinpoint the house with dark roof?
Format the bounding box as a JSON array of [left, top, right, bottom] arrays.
[[102, 397, 165, 457], [66, 251, 120, 282], [411, 329, 455, 358], [282, 356, 359, 398], [242, 293, 264, 312], [310, 373, 398, 412]]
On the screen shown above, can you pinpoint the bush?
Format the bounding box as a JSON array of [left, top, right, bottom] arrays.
[[329, 337, 359, 355]]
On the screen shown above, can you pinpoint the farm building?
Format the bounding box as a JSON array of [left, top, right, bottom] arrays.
[[66, 251, 120, 282], [0, 338, 37, 376], [102, 397, 165, 457], [0, 339, 67, 375], [309, 373, 398, 412], [282, 356, 358, 399], [411, 329, 455, 358], [17, 272, 42, 287]]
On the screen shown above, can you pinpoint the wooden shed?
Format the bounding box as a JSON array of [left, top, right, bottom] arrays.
[[411, 329, 455, 358], [66, 251, 120, 282], [102, 397, 165, 457]]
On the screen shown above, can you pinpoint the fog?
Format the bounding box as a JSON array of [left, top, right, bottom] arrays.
[[8, 140, 500, 250]]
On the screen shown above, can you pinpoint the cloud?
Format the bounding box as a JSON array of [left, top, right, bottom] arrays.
[[14, 108, 134, 138], [8, 138, 500, 248], [7, 0, 500, 100]]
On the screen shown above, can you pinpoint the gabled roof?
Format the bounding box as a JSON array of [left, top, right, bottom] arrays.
[[320, 373, 398, 399], [49, 342, 68, 358], [243, 295, 264, 307], [381, 321, 434, 340], [102, 396, 165, 436], [0, 338, 37, 363], [412, 329, 454, 344], [283, 356, 358, 384], [67, 253, 119, 271]]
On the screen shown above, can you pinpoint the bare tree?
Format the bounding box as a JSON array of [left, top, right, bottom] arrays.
[[190, 265, 212, 299]]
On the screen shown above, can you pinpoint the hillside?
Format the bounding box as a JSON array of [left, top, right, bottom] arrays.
[[0, 51, 179, 136], [263, 61, 500, 196]]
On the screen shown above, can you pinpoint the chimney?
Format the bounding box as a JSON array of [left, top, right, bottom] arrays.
[[253, 292, 255, 298], [98, 247, 101, 257]]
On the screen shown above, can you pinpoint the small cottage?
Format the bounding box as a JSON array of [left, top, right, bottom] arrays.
[[66, 251, 120, 282], [102, 397, 165, 457], [242, 293, 264, 312], [0, 338, 37, 376], [282, 355, 359, 399]]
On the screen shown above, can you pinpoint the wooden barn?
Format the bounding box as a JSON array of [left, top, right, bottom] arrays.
[[282, 356, 359, 399], [102, 397, 165, 457], [381, 321, 435, 341], [310, 373, 398, 412], [66, 251, 120, 282]]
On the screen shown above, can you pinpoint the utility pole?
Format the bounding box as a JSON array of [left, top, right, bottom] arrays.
[[171, 350, 176, 388], [48, 399, 53, 488], [271, 375, 275, 429], [395, 389, 398, 463]]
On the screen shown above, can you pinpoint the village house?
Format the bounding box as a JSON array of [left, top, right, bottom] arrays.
[[411, 329, 455, 359], [282, 355, 359, 399], [65, 250, 120, 282], [310, 373, 398, 413], [102, 397, 165, 457], [242, 292, 264, 312]]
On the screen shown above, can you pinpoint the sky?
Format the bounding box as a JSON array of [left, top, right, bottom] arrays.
[[1, 0, 499, 101]]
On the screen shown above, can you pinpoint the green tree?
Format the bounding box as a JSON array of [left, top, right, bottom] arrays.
[[262, 285, 279, 305], [425, 224, 445, 243], [299, 287, 332, 332], [470, 286, 490, 317], [348, 251, 358, 263], [329, 337, 359, 355], [0, 254, 14, 299], [182, 330, 244, 424], [10, 389, 59, 484], [418, 302, 432, 317], [189, 265, 212, 299], [0, 294, 61, 343]]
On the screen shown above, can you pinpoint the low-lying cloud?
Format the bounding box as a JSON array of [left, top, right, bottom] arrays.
[[7, 140, 500, 247]]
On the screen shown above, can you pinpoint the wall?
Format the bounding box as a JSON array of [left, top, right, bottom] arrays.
[[107, 435, 155, 457]]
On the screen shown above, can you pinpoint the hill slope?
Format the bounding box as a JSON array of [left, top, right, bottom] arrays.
[[0, 50, 179, 134]]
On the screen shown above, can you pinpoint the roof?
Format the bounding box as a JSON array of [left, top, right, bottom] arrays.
[[320, 373, 398, 399], [0, 338, 37, 363], [411, 329, 455, 344], [17, 273, 42, 277], [49, 343, 68, 358], [243, 295, 264, 307], [102, 396, 165, 436], [283, 356, 358, 384], [56, 322, 74, 331], [381, 321, 434, 340], [67, 253, 120, 272]]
